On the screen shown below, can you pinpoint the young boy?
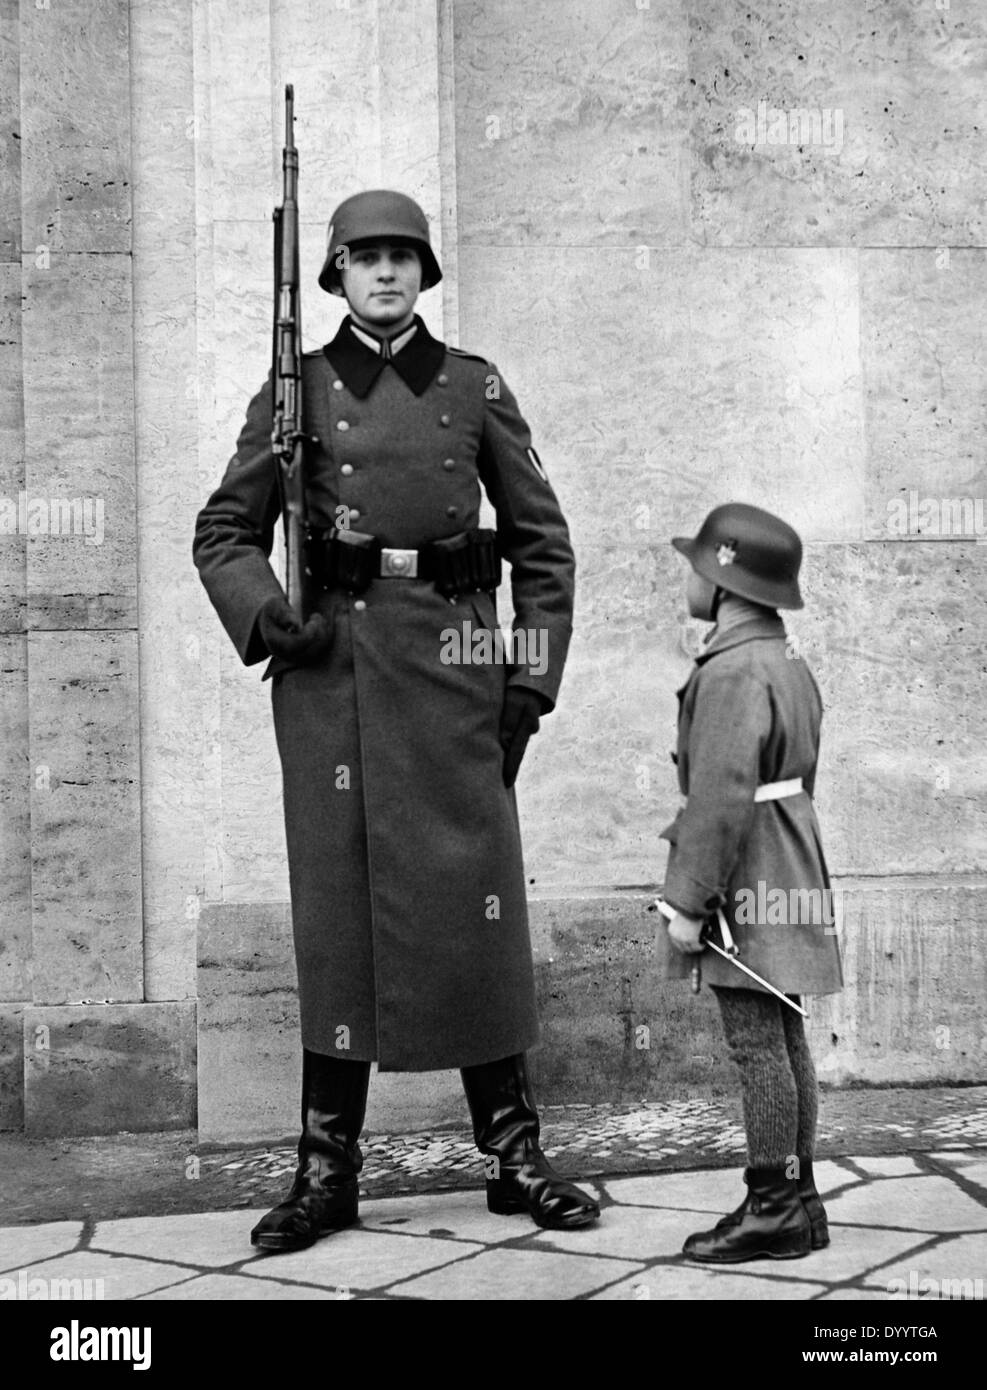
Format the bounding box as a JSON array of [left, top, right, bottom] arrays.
[[657, 502, 843, 1263]]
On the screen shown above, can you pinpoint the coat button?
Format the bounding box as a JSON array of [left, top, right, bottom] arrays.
[[439, 413, 451, 426], [443, 458, 455, 471], [437, 373, 449, 386], [446, 505, 458, 518], [332, 379, 344, 391], [349, 508, 361, 522], [337, 420, 350, 432], [340, 464, 354, 476], [354, 599, 367, 612]]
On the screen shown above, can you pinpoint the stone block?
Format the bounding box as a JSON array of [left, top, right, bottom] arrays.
[[0, 1004, 24, 1131], [28, 630, 143, 1004], [528, 893, 735, 1103], [790, 542, 987, 878], [862, 248, 987, 536], [458, 245, 866, 550], [195, 901, 300, 1143], [21, 255, 136, 620], [23, 1002, 196, 1136], [0, 634, 31, 1004], [685, 0, 986, 247], [454, 0, 690, 248], [0, 0, 20, 262], [130, 0, 204, 1004], [0, 262, 25, 635], [807, 878, 987, 1086], [197, 902, 489, 1141], [18, 0, 132, 254]]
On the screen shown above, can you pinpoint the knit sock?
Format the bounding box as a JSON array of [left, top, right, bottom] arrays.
[[781, 998, 819, 1170], [712, 986, 798, 1171]]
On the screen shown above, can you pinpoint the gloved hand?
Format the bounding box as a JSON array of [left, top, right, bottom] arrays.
[[499, 687, 544, 788], [667, 911, 706, 955], [258, 595, 333, 665]]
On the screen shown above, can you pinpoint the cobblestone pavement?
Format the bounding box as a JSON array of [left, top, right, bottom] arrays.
[[1, 1089, 985, 1301], [212, 1089, 987, 1204], [1, 1153, 985, 1302]]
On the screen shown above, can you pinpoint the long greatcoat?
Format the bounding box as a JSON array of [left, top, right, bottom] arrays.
[[660, 614, 843, 996], [193, 315, 575, 1069]]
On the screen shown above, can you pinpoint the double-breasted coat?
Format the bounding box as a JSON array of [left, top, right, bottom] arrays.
[[193, 316, 575, 1069], [660, 614, 843, 996]]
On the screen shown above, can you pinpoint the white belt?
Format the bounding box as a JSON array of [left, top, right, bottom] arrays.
[[753, 777, 804, 803]]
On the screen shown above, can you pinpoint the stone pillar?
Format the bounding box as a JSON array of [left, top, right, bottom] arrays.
[[14, 0, 194, 1135]]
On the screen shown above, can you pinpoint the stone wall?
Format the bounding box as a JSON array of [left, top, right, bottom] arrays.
[[2, 0, 984, 1138]]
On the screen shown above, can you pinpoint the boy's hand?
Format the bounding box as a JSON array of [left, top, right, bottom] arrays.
[[667, 912, 706, 955]]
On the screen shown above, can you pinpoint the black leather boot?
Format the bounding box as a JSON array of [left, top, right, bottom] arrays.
[[797, 1159, 830, 1249], [460, 1054, 600, 1230], [250, 1050, 371, 1253], [682, 1167, 811, 1264]]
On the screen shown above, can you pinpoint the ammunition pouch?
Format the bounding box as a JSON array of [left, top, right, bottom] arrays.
[[422, 529, 501, 599]]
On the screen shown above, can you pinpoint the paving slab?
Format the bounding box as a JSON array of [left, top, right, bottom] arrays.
[[389, 1246, 644, 1300], [139, 1273, 354, 1300], [928, 1153, 987, 1190], [16, 1250, 198, 1299], [591, 1265, 828, 1300], [0, 1221, 82, 1274], [850, 1156, 924, 1177], [92, 1209, 264, 1269], [239, 1225, 485, 1291], [861, 1233, 987, 1297], [360, 1190, 542, 1245], [532, 1203, 702, 1261], [824, 1176, 987, 1234]]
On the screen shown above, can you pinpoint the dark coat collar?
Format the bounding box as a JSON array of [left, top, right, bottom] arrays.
[[695, 613, 787, 665], [323, 314, 446, 399]]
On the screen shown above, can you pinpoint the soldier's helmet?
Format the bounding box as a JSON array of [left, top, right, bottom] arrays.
[[672, 502, 804, 610], [318, 190, 442, 295]]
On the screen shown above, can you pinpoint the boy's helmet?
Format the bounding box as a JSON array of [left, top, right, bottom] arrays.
[[672, 502, 804, 610], [318, 190, 442, 295]]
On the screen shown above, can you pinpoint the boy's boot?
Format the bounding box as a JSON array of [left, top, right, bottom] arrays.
[[796, 1158, 830, 1249], [683, 1167, 811, 1263], [460, 1054, 600, 1230], [251, 1050, 371, 1253]]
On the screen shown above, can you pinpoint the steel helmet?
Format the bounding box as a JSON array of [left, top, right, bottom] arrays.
[[318, 190, 442, 295], [672, 502, 804, 610]]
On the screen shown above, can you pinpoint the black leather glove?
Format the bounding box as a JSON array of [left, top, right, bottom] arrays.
[[257, 595, 333, 665], [499, 687, 544, 788]]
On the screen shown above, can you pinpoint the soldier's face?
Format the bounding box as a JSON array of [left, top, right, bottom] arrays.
[[686, 569, 718, 621], [341, 241, 422, 332]]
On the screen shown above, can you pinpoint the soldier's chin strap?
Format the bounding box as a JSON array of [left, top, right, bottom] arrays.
[[710, 585, 725, 622]]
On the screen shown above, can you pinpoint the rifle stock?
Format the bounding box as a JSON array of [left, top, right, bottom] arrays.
[[272, 83, 307, 619]]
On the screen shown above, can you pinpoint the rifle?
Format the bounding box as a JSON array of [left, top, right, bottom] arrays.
[[272, 83, 307, 619]]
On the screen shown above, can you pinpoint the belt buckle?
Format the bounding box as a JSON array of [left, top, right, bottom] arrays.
[[380, 547, 418, 578]]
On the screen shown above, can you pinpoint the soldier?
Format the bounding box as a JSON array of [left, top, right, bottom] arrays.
[[657, 503, 843, 1263], [193, 189, 599, 1252]]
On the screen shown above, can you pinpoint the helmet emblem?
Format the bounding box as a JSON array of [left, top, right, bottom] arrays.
[[716, 541, 738, 566]]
